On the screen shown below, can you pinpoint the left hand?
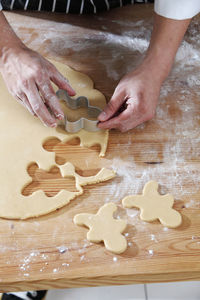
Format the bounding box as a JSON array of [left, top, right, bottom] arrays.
[[97, 65, 162, 132]]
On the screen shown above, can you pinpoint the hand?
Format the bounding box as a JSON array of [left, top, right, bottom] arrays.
[[98, 65, 162, 132], [0, 45, 75, 127], [98, 12, 192, 133]]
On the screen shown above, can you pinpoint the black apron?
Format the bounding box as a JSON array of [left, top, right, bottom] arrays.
[[1, 0, 154, 13]]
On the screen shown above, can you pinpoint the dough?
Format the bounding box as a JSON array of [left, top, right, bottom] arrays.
[[74, 203, 127, 254], [0, 60, 109, 219], [52, 60, 109, 155], [122, 181, 182, 228], [19, 162, 114, 219]]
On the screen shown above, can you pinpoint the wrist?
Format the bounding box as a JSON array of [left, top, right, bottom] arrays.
[[0, 11, 26, 61], [141, 49, 174, 83], [139, 13, 191, 84], [0, 43, 27, 66], [128, 51, 173, 86]]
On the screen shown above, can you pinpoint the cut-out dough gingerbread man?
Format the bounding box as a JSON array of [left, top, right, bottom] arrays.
[[74, 203, 127, 254], [122, 181, 182, 228]]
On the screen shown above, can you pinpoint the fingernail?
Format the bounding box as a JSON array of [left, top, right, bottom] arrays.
[[68, 86, 76, 94], [56, 113, 64, 120], [70, 89, 76, 95], [51, 123, 57, 128], [99, 111, 107, 121]]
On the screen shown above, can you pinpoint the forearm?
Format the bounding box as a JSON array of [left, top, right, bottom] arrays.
[[141, 13, 191, 82], [0, 11, 25, 58]]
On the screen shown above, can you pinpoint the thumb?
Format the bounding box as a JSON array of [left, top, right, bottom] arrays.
[[98, 89, 125, 122]]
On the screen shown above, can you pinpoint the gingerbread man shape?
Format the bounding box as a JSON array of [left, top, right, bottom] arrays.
[[74, 203, 127, 254], [122, 181, 182, 228]]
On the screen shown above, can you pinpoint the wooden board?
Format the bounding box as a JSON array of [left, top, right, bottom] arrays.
[[1, 4, 200, 292]]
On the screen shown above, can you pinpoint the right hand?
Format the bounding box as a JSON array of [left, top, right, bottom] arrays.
[[0, 45, 75, 127], [98, 63, 162, 132]]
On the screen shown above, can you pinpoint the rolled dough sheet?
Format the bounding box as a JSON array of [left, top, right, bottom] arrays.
[[0, 60, 109, 219]]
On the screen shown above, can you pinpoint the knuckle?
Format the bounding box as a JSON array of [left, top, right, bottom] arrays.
[[145, 110, 155, 121], [15, 90, 24, 101], [50, 65, 57, 73], [119, 126, 126, 132], [114, 82, 124, 93], [36, 72, 43, 83], [16, 91, 24, 98], [21, 79, 29, 89], [136, 90, 145, 102], [47, 94, 58, 106], [41, 84, 51, 96], [107, 101, 116, 113], [121, 127, 129, 132], [32, 103, 41, 113], [33, 64, 46, 82], [118, 126, 124, 132], [119, 123, 129, 132], [33, 62, 42, 74], [135, 100, 155, 122], [136, 100, 148, 116], [47, 63, 57, 74], [35, 71, 45, 84]]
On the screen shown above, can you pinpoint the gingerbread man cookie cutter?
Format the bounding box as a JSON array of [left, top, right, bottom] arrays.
[[122, 181, 182, 228], [74, 203, 127, 254], [56, 89, 102, 133]]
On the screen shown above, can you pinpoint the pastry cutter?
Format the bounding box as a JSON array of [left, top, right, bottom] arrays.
[[56, 89, 102, 133]]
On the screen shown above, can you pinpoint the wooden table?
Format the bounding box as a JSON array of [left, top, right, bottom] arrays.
[[1, 4, 200, 292]]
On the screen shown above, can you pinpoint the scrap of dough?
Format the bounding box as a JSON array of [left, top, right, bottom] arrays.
[[122, 181, 182, 228], [3, 162, 115, 219], [74, 203, 127, 254], [0, 60, 109, 219]]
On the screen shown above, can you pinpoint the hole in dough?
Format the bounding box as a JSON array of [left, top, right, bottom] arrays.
[[22, 164, 77, 197]]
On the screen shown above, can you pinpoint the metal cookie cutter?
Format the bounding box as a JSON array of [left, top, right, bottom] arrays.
[[56, 89, 102, 133]]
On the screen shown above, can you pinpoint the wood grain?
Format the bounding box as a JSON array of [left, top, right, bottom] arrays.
[[0, 4, 200, 292]]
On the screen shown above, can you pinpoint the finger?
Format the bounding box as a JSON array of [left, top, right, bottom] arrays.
[[16, 93, 35, 116], [98, 101, 138, 131], [37, 81, 64, 120], [99, 101, 150, 132], [25, 81, 57, 127], [49, 66, 76, 96], [115, 97, 155, 131], [98, 89, 126, 122]]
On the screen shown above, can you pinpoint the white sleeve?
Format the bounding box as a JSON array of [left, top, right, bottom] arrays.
[[154, 0, 200, 20]]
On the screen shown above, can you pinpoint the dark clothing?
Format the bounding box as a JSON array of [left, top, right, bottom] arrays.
[[1, 0, 154, 13], [1, 291, 47, 300]]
